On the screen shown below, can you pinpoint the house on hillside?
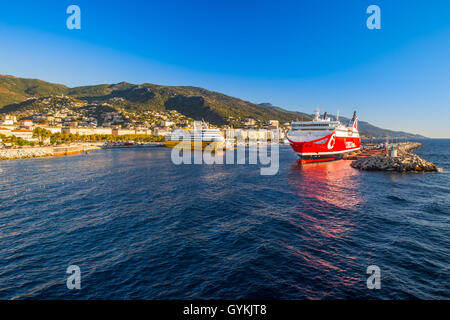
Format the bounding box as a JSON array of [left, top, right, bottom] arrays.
[[19, 120, 34, 129], [0, 127, 12, 136], [1, 115, 17, 126]]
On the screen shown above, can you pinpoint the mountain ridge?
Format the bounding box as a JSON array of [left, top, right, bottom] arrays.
[[0, 75, 425, 138]]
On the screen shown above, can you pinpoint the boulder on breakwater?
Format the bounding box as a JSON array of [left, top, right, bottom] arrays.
[[351, 142, 438, 172]]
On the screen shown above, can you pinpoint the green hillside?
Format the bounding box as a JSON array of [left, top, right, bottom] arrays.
[[0, 75, 311, 125], [0, 75, 426, 137], [0, 75, 68, 107], [68, 83, 308, 125], [0, 96, 80, 115]]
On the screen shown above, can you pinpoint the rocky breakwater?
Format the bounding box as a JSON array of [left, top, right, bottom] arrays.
[[351, 142, 438, 172], [0, 143, 103, 160], [0, 147, 54, 160]]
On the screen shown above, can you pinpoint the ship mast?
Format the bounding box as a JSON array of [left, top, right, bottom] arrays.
[[313, 109, 321, 121]]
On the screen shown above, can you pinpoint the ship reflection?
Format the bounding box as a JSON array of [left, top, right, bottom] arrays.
[[285, 160, 365, 296], [289, 160, 363, 211], [288, 159, 364, 240]]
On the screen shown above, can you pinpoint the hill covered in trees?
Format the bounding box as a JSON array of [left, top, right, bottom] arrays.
[[0, 75, 425, 137], [0, 75, 309, 126]]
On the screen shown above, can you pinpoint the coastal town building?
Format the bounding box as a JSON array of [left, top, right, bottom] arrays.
[[229, 129, 248, 140], [135, 128, 152, 135], [244, 118, 256, 126], [225, 128, 284, 142], [161, 121, 175, 127], [41, 126, 63, 134], [0, 127, 12, 136], [19, 120, 33, 129], [63, 127, 113, 135], [153, 128, 172, 136], [1, 115, 17, 126], [248, 129, 271, 141], [269, 120, 279, 128], [112, 128, 136, 136], [11, 129, 35, 141]]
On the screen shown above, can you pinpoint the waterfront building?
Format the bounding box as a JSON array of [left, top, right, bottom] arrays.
[[112, 129, 136, 136], [248, 129, 270, 141], [135, 128, 152, 135], [230, 129, 248, 140], [153, 128, 172, 136], [11, 129, 35, 141], [41, 126, 63, 134], [63, 127, 113, 135]]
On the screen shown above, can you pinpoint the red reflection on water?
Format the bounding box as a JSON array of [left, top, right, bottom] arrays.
[[288, 160, 364, 240], [290, 160, 363, 210], [284, 160, 365, 296]]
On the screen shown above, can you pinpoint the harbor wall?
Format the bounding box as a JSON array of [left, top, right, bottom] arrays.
[[0, 144, 101, 160]]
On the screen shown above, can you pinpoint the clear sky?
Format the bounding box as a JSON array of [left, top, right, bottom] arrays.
[[0, 0, 449, 137]]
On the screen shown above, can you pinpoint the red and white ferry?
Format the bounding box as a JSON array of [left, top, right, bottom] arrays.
[[287, 110, 361, 164]]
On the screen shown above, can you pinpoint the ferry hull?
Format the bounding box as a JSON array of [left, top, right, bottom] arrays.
[[165, 140, 224, 150], [287, 131, 361, 163]]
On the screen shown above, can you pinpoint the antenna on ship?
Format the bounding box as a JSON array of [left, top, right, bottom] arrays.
[[336, 110, 340, 121]]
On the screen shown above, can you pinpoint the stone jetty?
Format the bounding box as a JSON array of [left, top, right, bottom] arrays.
[[350, 142, 438, 172], [0, 147, 54, 160], [0, 143, 101, 160]]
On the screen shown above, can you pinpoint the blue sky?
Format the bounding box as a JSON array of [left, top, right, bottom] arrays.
[[0, 0, 449, 137]]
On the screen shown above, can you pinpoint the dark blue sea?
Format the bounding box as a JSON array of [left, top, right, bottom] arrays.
[[0, 139, 449, 299]]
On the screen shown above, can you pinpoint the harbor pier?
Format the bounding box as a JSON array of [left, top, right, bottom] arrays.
[[349, 142, 438, 172]]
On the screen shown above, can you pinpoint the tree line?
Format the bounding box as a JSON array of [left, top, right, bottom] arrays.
[[33, 128, 165, 145]]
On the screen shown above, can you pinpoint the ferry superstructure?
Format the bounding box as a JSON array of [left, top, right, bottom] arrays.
[[287, 110, 361, 164]]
